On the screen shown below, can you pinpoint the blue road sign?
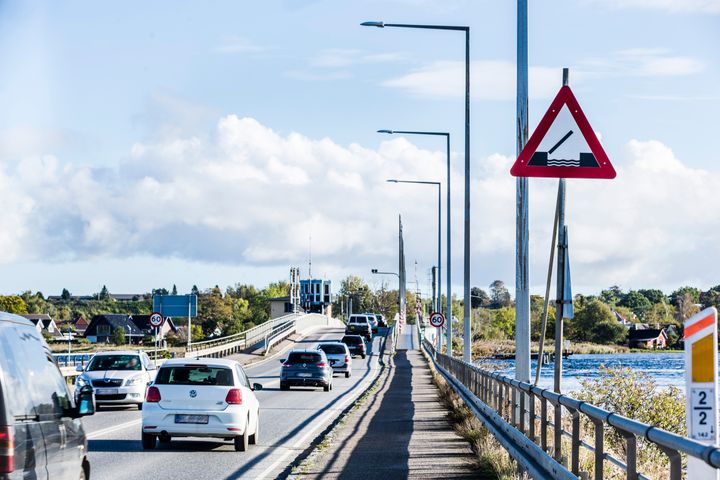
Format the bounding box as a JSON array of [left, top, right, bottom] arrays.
[[153, 294, 197, 317]]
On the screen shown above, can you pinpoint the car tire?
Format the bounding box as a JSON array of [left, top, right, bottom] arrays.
[[234, 425, 249, 452], [249, 415, 259, 445], [361, 354, 366, 359], [159, 434, 171, 444], [323, 384, 330, 392], [142, 433, 156, 450], [280, 382, 289, 391], [345, 372, 350, 378], [137, 403, 143, 411]]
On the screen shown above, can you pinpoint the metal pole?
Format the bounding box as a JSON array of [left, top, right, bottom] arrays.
[[515, 0, 531, 386], [462, 27, 472, 363], [437, 182, 442, 316], [187, 297, 192, 350], [446, 134, 453, 358]]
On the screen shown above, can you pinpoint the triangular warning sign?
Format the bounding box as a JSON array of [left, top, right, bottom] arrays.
[[510, 85, 616, 179]]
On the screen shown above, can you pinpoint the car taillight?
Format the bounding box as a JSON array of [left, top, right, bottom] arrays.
[[225, 388, 243, 405], [146, 386, 161, 403], [344, 354, 350, 363], [316, 362, 327, 367], [0, 425, 14, 474]]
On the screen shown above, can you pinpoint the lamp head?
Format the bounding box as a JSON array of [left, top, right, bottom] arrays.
[[386, 179, 398, 183], [371, 269, 378, 274], [377, 129, 393, 134], [361, 21, 385, 28]]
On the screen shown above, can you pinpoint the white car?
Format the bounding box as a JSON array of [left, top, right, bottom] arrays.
[[75, 350, 157, 409], [141, 358, 262, 451]]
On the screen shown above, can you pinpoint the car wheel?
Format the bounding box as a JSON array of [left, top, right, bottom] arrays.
[[249, 414, 259, 445], [234, 425, 249, 451], [345, 372, 350, 378], [323, 383, 330, 392], [362, 354, 366, 359], [159, 433, 171, 444], [137, 403, 143, 411], [280, 382, 289, 391], [142, 433, 156, 450]]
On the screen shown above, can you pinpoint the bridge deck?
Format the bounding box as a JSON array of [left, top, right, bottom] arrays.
[[299, 340, 479, 479]]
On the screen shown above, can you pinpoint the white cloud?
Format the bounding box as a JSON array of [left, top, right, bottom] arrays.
[[1, 116, 719, 293], [382, 60, 561, 100], [587, 0, 720, 14]]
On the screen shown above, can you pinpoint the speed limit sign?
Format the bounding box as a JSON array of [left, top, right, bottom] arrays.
[[429, 311, 445, 328], [149, 312, 165, 328]]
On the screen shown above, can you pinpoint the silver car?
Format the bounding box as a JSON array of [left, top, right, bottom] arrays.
[[317, 342, 352, 378], [75, 350, 157, 409]]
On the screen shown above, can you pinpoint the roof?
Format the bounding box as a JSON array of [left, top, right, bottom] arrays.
[[87, 314, 143, 335], [130, 314, 178, 333], [109, 294, 146, 301], [0, 312, 35, 327], [161, 358, 240, 367], [268, 296, 291, 302], [19, 314, 53, 321], [629, 328, 666, 342]]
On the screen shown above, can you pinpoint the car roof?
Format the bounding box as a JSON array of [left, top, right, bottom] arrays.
[[288, 349, 324, 354], [342, 334, 363, 338], [92, 350, 144, 356], [0, 311, 36, 327], [161, 357, 240, 367], [317, 342, 347, 347]]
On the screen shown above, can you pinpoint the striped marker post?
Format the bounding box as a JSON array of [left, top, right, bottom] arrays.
[[685, 307, 719, 479]]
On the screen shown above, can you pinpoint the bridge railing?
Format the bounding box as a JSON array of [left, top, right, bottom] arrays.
[[423, 339, 720, 480]]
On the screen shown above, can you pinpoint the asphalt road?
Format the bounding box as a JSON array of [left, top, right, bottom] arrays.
[[81, 326, 384, 480]]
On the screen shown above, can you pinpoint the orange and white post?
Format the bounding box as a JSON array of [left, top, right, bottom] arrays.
[[685, 306, 719, 479]]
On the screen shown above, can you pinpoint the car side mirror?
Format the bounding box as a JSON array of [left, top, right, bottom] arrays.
[[75, 385, 95, 417], [75, 365, 84, 372], [279, 359, 286, 364], [252, 383, 263, 391]]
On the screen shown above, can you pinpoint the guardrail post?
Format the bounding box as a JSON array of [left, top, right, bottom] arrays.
[[614, 428, 637, 480], [657, 445, 682, 480], [591, 417, 604, 480], [519, 390, 526, 434], [529, 393, 536, 442], [541, 397, 548, 452], [554, 403, 563, 462], [565, 406, 581, 475]]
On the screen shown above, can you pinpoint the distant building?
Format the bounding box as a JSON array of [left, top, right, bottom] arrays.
[[629, 328, 668, 349], [19, 314, 66, 341], [130, 314, 178, 337], [109, 294, 146, 301], [74, 316, 90, 334], [268, 296, 294, 319], [300, 279, 332, 316], [612, 310, 633, 329], [84, 314, 144, 344]]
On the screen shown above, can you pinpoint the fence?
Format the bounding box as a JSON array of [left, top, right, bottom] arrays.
[[422, 338, 720, 480]]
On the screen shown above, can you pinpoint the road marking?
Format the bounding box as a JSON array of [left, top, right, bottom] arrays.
[[86, 419, 141, 439], [254, 341, 382, 480]]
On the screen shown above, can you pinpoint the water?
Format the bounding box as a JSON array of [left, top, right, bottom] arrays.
[[484, 352, 697, 393]]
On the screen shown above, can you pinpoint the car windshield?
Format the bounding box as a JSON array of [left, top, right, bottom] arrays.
[[286, 352, 322, 364], [86, 354, 141, 371], [342, 336, 362, 345], [318, 344, 346, 354], [155, 366, 234, 386], [349, 316, 366, 323]]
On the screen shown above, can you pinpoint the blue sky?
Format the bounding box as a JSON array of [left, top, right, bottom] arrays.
[[0, 0, 718, 298]]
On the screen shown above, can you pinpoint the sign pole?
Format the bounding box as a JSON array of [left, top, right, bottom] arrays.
[[685, 307, 719, 479], [187, 298, 192, 350]]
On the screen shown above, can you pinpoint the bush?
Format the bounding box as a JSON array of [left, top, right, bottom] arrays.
[[112, 327, 126, 346]]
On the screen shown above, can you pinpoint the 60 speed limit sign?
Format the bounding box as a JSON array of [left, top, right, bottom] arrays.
[[429, 312, 445, 328], [149, 312, 165, 328]]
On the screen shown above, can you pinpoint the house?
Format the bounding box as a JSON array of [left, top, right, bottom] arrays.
[[109, 293, 147, 301], [129, 314, 178, 337], [18, 314, 67, 341], [629, 328, 668, 349], [84, 314, 144, 344], [612, 310, 633, 329], [74, 316, 89, 334], [269, 296, 295, 319]]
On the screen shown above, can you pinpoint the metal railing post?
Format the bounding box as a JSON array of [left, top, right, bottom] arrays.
[[591, 418, 604, 480]]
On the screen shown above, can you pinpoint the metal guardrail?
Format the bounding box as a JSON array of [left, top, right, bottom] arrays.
[[423, 339, 720, 480], [264, 318, 297, 355]]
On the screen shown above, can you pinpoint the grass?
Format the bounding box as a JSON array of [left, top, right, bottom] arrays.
[[422, 350, 521, 479]]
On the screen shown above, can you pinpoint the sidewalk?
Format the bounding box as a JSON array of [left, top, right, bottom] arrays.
[[298, 336, 478, 479]]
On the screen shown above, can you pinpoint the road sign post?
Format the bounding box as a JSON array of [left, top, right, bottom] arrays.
[[685, 307, 719, 479], [149, 312, 165, 367], [429, 312, 446, 353]]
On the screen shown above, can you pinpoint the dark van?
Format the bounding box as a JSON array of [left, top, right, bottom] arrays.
[[0, 312, 95, 479]]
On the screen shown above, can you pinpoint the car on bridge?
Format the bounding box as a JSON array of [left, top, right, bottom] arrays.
[[345, 314, 372, 340], [75, 350, 157, 409], [0, 312, 95, 479], [280, 350, 333, 391], [316, 342, 352, 378], [341, 334, 367, 359], [141, 358, 262, 452]]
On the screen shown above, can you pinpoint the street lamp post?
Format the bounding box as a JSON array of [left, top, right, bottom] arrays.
[[378, 129, 452, 357], [371, 269, 401, 323], [364, 21, 471, 362]]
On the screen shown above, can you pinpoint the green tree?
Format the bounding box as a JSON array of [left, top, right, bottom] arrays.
[[619, 290, 653, 319], [198, 287, 233, 335], [530, 295, 555, 341], [0, 296, 28, 314], [340, 275, 373, 313], [61, 288, 71, 301], [670, 286, 700, 306], [599, 285, 624, 306], [191, 324, 204, 342], [99, 285, 110, 300], [488, 280, 512, 308], [491, 307, 515, 338], [638, 289, 666, 305], [172, 284, 178, 295], [470, 287, 490, 309], [112, 327, 126, 345], [570, 300, 626, 344], [265, 281, 290, 298], [191, 285, 199, 296]]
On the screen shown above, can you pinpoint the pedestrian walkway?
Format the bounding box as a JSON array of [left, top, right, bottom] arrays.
[[298, 328, 478, 479]]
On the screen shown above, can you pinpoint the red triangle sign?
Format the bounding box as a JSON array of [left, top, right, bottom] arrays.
[[510, 85, 615, 179]]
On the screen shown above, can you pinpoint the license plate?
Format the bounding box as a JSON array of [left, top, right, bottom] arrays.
[[298, 373, 312, 377], [96, 388, 118, 395], [175, 414, 209, 424]]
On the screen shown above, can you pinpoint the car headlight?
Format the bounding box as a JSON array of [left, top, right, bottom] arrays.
[[125, 375, 146, 386], [75, 375, 89, 387]]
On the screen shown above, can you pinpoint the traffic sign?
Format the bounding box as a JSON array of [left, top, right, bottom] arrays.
[[510, 85, 615, 179], [429, 311, 445, 328], [149, 312, 165, 328], [685, 307, 718, 478]]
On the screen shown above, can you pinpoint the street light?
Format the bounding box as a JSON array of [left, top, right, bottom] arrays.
[[385, 178, 441, 312], [371, 269, 401, 322], [378, 129, 451, 357], [364, 21, 472, 362]]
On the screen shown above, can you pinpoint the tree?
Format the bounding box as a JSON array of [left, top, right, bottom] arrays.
[[191, 285, 199, 296], [675, 292, 700, 322], [670, 286, 700, 306], [99, 285, 110, 300], [619, 290, 653, 319], [638, 289, 666, 305], [470, 287, 490, 309], [61, 288, 71, 301], [570, 300, 626, 344], [491, 307, 515, 338], [112, 327, 126, 346], [600, 286, 624, 306], [172, 284, 178, 295], [530, 295, 555, 341], [265, 281, 290, 298], [191, 324, 204, 342], [340, 275, 373, 313], [0, 296, 28, 314], [488, 280, 512, 308]]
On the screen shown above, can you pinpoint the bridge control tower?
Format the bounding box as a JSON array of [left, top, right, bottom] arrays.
[[300, 278, 332, 316]]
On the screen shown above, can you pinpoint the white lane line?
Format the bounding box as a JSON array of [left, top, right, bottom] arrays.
[[254, 340, 382, 480], [86, 419, 141, 439]]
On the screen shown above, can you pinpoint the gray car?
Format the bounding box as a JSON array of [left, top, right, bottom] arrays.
[[316, 342, 352, 378], [280, 350, 333, 392], [0, 312, 95, 479]]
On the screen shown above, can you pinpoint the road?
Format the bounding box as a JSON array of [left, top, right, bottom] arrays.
[[81, 326, 385, 480]]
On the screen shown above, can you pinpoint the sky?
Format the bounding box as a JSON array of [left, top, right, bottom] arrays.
[[0, 0, 718, 299]]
